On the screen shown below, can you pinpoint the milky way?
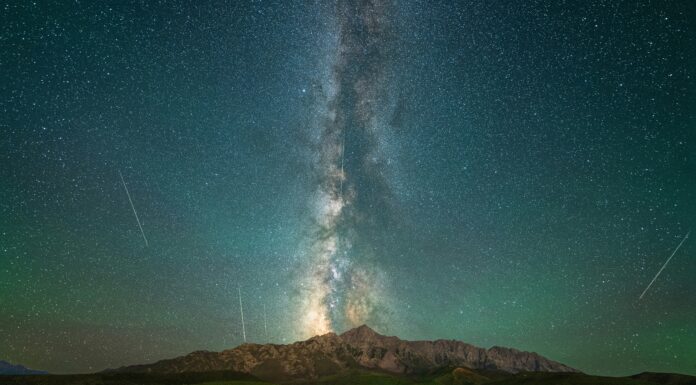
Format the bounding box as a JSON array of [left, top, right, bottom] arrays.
[[2, 0, 694, 376], [296, 0, 397, 337]]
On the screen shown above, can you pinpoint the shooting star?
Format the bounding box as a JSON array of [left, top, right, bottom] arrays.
[[639, 230, 690, 300], [263, 303, 268, 341], [238, 286, 247, 342], [118, 170, 149, 247], [339, 129, 346, 198]]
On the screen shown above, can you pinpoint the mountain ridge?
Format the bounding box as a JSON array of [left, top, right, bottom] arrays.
[[112, 325, 577, 380], [0, 360, 48, 375]]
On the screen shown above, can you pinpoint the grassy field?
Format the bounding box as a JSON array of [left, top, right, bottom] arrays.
[[296, 369, 696, 385], [0, 371, 269, 385], [1, 369, 694, 385], [193, 382, 273, 385]]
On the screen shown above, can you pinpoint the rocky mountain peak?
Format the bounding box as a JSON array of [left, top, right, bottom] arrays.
[[113, 325, 578, 380], [0, 360, 48, 375], [339, 324, 383, 341], [346, 324, 379, 335]]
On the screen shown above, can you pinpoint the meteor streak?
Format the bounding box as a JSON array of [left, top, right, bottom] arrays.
[[238, 286, 246, 342], [263, 303, 268, 341], [639, 231, 690, 300], [118, 170, 149, 247]]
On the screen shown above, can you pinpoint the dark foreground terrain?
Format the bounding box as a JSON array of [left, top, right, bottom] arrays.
[[5, 327, 694, 385], [2, 368, 695, 385]]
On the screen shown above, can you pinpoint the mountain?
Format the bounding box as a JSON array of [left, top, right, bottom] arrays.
[[630, 372, 696, 385], [112, 325, 577, 381], [4, 335, 695, 385], [0, 360, 48, 375]]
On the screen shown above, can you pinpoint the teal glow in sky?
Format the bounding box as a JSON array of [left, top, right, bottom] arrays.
[[1, 0, 695, 377]]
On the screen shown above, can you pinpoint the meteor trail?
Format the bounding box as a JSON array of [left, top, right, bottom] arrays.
[[118, 170, 149, 247], [340, 129, 345, 198], [238, 286, 246, 342], [639, 230, 690, 300], [263, 303, 268, 341]]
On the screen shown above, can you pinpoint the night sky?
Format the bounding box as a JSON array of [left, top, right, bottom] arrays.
[[1, 0, 695, 377]]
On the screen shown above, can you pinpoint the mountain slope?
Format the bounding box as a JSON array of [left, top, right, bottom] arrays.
[[340, 325, 576, 374], [630, 372, 696, 385], [113, 325, 576, 380], [0, 360, 48, 375]]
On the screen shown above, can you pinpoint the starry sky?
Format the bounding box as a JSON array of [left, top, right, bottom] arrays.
[[1, 0, 695, 377]]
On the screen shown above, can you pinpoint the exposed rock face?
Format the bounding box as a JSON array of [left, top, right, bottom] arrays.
[[113, 325, 577, 380], [338, 325, 576, 374]]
